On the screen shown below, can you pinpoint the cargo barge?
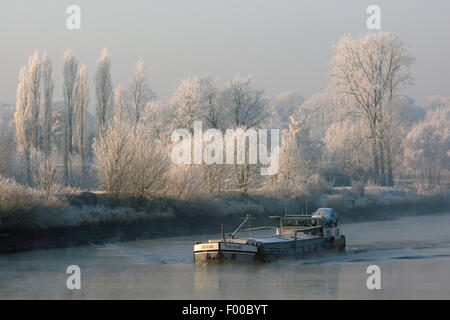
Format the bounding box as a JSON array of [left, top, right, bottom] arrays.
[[193, 208, 346, 263]]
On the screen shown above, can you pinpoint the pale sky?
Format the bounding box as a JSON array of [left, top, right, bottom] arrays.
[[1, 0, 449, 106]]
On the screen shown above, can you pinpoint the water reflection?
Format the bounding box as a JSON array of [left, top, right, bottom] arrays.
[[0, 213, 449, 299]]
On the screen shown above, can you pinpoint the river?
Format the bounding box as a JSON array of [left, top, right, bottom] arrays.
[[0, 213, 449, 299]]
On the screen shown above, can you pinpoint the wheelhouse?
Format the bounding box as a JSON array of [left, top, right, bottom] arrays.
[[280, 216, 313, 229]]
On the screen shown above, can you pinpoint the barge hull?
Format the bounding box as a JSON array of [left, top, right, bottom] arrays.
[[194, 242, 258, 263], [193, 236, 346, 263]]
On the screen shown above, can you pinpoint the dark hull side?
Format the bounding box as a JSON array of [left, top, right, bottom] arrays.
[[259, 235, 346, 262]]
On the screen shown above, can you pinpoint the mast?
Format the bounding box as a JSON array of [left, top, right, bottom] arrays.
[[230, 214, 250, 239]]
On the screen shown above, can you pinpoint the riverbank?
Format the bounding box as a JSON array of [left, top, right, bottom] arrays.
[[1, 177, 449, 254]]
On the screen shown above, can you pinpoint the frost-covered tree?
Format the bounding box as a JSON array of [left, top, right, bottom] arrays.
[[75, 64, 89, 178], [269, 91, 304, 127], [51, 108, 65, 156], [0, 128, 14, 178], [146, 100, 177, 144], [198, 75, 222, 130], [200, 162, 227, 193], [95, 48, 113, 136], [12, 51, 43, 184], [27, 50, 42, 151], [113, 85, 129, 123], [403, 106, 450, 185], [425, 96, 449, 111], [170, 75, 224, 132], [31, 150, 58, 199], [395, 95, 426, 129], [221, 75, 267, 129], [127, 123, 169, 197], [170, 77, 202, 133], [14, 66, 32, 184], [277, 117, 320, 187], [41, 53, 54, 157], [330, 32, 413, 185], [200, 76, 228, 192], [323, 118, 371, 178], [293, 90, 340, 142], [92, 117, 133, 198], [127, 61, 154, 127], [163, 165, 200, 200], [92, 117, 168, 199], [166, 75, 232, 194], [220, 76, 268, 193], [380, 93, 400, 186], [62, 49, 79, 184]]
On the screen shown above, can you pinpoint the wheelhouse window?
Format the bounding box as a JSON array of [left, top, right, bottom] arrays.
[[281, 218, 312, 227]]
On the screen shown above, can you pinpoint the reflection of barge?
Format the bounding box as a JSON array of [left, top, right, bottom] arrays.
[[193, 208, 346, 263]]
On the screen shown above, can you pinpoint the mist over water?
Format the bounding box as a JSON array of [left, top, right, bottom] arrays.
[[0, 213, 449, 299]]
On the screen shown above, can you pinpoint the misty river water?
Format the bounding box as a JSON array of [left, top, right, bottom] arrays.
[[0, 213, 449, 299]]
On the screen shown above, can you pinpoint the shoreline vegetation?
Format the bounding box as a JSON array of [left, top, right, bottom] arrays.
[[1, 176, 449, 254], [1, 32, 449, 254]]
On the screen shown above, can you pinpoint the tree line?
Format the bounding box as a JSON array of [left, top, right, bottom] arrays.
[[1, 32, 448, 201]]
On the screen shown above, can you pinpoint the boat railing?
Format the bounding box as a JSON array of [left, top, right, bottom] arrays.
[[242, 226, 277, 232], [280, 225, 323, 235]]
